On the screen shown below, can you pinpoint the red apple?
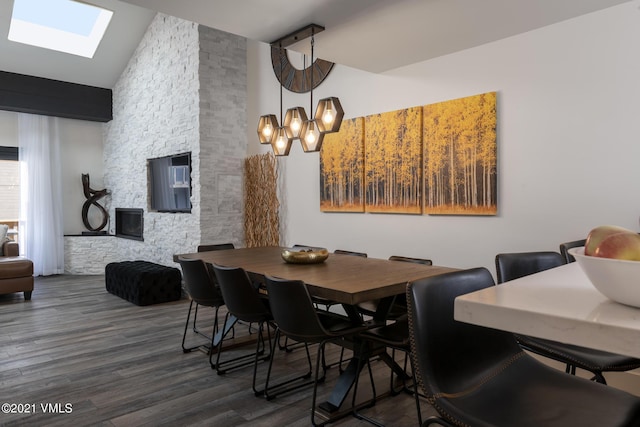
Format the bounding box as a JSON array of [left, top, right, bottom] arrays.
[[593, 232, 640, 261], [584, 225, 634, 255]]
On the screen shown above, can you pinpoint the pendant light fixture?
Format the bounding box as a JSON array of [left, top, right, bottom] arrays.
[[300, 31, 324, 152], [257, 24, 344, 155], [315, 96, 344, 133], [270, 47, 293, 156]]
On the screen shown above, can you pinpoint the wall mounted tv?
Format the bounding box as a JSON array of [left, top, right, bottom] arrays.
[[148, 152, 192, 213]]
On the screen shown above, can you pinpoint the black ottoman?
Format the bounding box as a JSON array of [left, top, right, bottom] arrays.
[[105, 261, 182, 306]]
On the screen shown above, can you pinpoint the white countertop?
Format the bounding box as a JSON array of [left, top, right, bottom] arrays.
[[454, 263, 640, 358]]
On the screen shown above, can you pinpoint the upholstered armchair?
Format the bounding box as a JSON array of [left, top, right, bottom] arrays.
[[0, 240, 34, 300]]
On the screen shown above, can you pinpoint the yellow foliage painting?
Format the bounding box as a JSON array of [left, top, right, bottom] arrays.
[[318, 92, 497, 216], [364, 107, 422, 214], [320, 118, 365, 212], [423, 92, 497, 215]]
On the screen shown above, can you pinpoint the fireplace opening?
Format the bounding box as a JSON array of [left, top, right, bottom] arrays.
[[115, 208, 144, 241]]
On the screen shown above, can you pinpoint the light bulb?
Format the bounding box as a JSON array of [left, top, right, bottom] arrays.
[[305, 131, 316, 145], [291, 117, 302, 133], [276, 134, 286, 149], [322, 106, 334, 125], [262, 123, 273, 137]]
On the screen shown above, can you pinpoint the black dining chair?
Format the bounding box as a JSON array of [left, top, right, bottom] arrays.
[[211, 263, 274, 396], [197, 242, 235, 252], [293, 244, 336, 313], [496, 251, 640, 384], [334, 249, 368, 258], [407, 267, 640, 427], [351, 255, 432, 426], [351, 314, 423, 427], [264, 275, 371, 426], [356, 255, 433, 319], [559, 238, 586, 263], [196, 242, 236, 288], [177, 257, 226, 356]]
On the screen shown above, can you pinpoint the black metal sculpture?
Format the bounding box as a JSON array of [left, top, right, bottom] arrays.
[[81, 173, 109, 232]]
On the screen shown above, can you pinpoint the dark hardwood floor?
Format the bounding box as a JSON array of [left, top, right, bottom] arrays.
[[0, 275, 438, 426]]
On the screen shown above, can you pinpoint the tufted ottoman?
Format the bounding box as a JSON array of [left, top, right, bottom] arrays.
[[105, 261, 182, 306]]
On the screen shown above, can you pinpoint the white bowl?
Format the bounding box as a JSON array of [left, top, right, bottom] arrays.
[[569, 247, 640, 308]]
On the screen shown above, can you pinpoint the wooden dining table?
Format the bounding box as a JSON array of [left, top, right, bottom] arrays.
[[177, 246, 456, 420]]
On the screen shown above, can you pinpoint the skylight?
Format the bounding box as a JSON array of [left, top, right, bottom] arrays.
[[8, 0, 113, 59]]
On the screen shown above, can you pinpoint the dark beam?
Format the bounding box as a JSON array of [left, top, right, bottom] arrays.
[[0, 71, 112, 122], [270, 24, 325, 48], [0, 146, 18, 160]]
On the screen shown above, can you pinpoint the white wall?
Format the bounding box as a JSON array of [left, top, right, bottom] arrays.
[[0, 110, 104, 235], [59, 118, 105, 234], [0, 111, 18, 146], [247, 2, 640, 276]]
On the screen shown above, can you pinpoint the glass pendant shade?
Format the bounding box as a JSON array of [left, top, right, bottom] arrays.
[[300, 119, 325, 152], [283, 107, 308, 140], [271, 126, 293, 156], [257, 114, 279, 144], [315, 97, 344, 133]]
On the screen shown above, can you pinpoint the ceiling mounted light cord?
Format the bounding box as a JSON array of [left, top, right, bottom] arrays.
[[300, 31, 323, 152]]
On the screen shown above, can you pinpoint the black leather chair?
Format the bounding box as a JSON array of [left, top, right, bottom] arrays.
[[334, 249, 368, 258], [177, 257, 225, 354], [496, 251, 640, 384], [197, 242, 236, 288], [352, 256, 432, 426], [357, 255, 433, 319], [211, 264, 274, 396], [559, 238, 586, 263], [197, 242, 235, 252], [264, 275, 370, 426], [293, 244, 336, 312], [407, 267, 640, 427], [351, 314, 423, 426]]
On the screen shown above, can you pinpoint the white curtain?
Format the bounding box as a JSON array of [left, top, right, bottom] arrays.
[[18, 113, 64, 276]]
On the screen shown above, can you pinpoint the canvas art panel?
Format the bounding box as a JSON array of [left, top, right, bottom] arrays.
[[364, 107, 422, 214], [320, 117, 365, 212], [423, 92, 497, 215]]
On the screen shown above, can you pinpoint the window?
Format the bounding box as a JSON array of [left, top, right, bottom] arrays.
[[0, 147, 20, 242], [8, 0, 113, 58]]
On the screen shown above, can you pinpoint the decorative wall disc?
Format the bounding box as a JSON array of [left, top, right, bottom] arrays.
[[271, 46, 334, 94]]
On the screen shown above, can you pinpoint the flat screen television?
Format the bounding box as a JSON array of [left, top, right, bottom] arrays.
[[148, 152, 192, 213]]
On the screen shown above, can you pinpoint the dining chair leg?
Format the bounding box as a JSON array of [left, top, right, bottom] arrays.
[[252, 321, 271, 396], [181, 300, 195, 353], [182, 301, 220, 354], [263, 329, 315, 400], [410, 357, 423, 426], [213, 313, 269, 375]]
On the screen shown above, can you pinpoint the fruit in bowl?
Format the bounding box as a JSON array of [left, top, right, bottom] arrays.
[[570, 225, 640, 307], [585, 225, 640, 260]]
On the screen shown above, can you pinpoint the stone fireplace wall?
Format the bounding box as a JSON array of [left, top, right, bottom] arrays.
[[102, 14, 247, 268]]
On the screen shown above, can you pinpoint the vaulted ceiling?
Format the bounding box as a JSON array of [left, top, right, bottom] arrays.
[[0, 0, 631, 89]]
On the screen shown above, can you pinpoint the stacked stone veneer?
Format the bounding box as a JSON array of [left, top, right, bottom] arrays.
[[98, 14, 247, 270], [64, 236, 117, 274]]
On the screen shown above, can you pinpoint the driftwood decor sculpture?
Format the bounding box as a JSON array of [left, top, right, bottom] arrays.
[[244, 153, 280, 247], [81, 173, 109, 233]]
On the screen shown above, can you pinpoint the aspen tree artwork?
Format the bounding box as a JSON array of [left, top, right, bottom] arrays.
[[319, 91, 497, 215], [320, 118, 365, 212], [423, 92, 497, 215], [364, 107, 422, 214]]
